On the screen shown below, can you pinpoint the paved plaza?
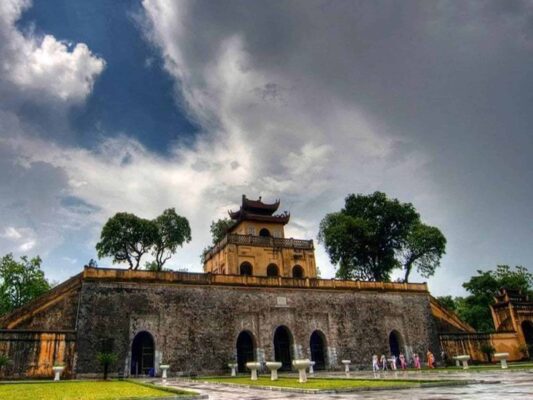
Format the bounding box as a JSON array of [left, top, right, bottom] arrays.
[[164, 370, 533, 400]]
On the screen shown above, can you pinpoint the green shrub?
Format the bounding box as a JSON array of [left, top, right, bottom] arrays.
[[480, 343, 496, 362], [97, 352, 118, 380]]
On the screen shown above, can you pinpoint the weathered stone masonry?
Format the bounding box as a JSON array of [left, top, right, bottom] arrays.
[[1, 267, 439, 378]]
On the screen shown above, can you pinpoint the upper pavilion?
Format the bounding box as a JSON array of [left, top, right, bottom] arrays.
[[203, 195, 317, 278]]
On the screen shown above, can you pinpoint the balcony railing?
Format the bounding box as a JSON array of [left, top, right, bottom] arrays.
[[205, 234, 314, 261]]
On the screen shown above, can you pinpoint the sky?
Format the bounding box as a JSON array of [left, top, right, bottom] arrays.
[[0, 0, 532, 296]]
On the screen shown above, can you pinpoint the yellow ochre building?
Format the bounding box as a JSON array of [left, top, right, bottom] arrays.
[[203, 195, 317, 279]]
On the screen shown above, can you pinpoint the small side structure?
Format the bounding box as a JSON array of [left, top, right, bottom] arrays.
[[0, 267, 439, 378], [439, 288, 533, 362], [0, 274, 81, 378]]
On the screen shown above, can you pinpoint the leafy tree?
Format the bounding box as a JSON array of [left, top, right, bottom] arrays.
[[151, 208, 191, 270], [209, 218, 234, 244], [443, 265, 532, 332], [96, 210, 192, 271], [200, 218, 234, 264], [96, 213, 157, 270], [0, 254, 51, 316], [318, 192, 445, 281], [435, 295, 457, 312], [96, 352, 117, 380], [401, 223, 446, 282]]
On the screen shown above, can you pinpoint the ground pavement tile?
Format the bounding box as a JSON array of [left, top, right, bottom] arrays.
[[162, 370, 533, 400]]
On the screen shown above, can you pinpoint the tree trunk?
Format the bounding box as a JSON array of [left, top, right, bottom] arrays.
[[104, 363, 108, 380]]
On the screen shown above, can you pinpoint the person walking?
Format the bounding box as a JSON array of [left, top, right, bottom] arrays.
[[414, 353, 421, 370], [380, 354, 388, 371], [372, 354, 380, 373], [399, 353, 407, 370], [426, 350, 435, 369]]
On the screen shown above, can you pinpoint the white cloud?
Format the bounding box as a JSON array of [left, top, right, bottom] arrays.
[[2, 227, 22, 240], [0, 0, 105, 103]]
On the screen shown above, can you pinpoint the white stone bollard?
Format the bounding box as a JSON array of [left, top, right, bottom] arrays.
[[228, 363, 237, 377], [246, 362, 261, 381], [292, 359, 312, 383], [159, 364, 170, 381], [456, 355, 470, 370], [52, 365, 65, 381], [341, 360, 351, 377], [494, 353, 510, 369], [265, 361, 282, 381]]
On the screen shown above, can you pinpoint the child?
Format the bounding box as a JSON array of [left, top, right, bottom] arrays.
[[426, 350, 435, 369]]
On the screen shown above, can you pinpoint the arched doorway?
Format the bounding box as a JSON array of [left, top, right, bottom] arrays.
[[292, 265, 304, 278], [267, 263, 279, 277], [389, 330, 403, 358], [131, 331, 155, 376], [310, 331, 327, 370], [240, 262, 253, 276], [522, 321, 533, 345], [236, 331, 256, 373], [274, 326, 293, 371], [259, 228, 271, 237]]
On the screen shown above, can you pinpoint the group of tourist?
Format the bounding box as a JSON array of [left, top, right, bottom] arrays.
[[371, 350, 436, 371]]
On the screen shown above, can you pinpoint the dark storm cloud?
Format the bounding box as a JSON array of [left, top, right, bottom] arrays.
[[143, 0, 533, 293]]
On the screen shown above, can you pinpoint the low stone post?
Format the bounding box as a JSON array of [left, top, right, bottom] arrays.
[[292, 359, 311, 383], [160, 364, 170, 381], [341, 360, 351, 377], [456, 355, 470, 370], [265, 361, 282, 381], [52, 365, 65, 381], [228, 363, 237, 377], [494, 353, 509, 369], [246, 362, 261, 381], [453, 356, 460, 367]]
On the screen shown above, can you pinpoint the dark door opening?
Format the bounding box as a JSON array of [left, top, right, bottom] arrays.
[[310, 331, 326, 370], [131, 331, 155, 375], [523, 321, 533, 345], [236, 331, 255, 373], [274, 326, 293, 371], [389, 330, 402, 358]]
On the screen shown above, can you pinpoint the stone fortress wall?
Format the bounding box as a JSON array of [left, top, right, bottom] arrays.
[[0, 267, 439, 378]]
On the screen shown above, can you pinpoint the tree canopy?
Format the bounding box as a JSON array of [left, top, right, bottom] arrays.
[[318, 191, 446, 282], [96, 208, 191, 271], [439, 265, 533, 332], [209, 218, 234, 244], [0, 254, 50, 316], [200, 218, 234, 264]]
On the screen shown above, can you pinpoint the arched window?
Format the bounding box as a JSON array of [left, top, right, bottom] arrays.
[[236, 331, 256, 372], [273, 326, 294, 371], [292, 265, 304, 279], [310, 330, 327, 370], [240, 262, 253, 276], [130, 331, 155, 376], [259, 228, 271, 237], [267, 263, 279, 277]]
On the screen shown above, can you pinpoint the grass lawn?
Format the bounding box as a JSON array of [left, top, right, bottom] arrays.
[[197, 376, 446, 391], [0, 380, 194, 400]]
